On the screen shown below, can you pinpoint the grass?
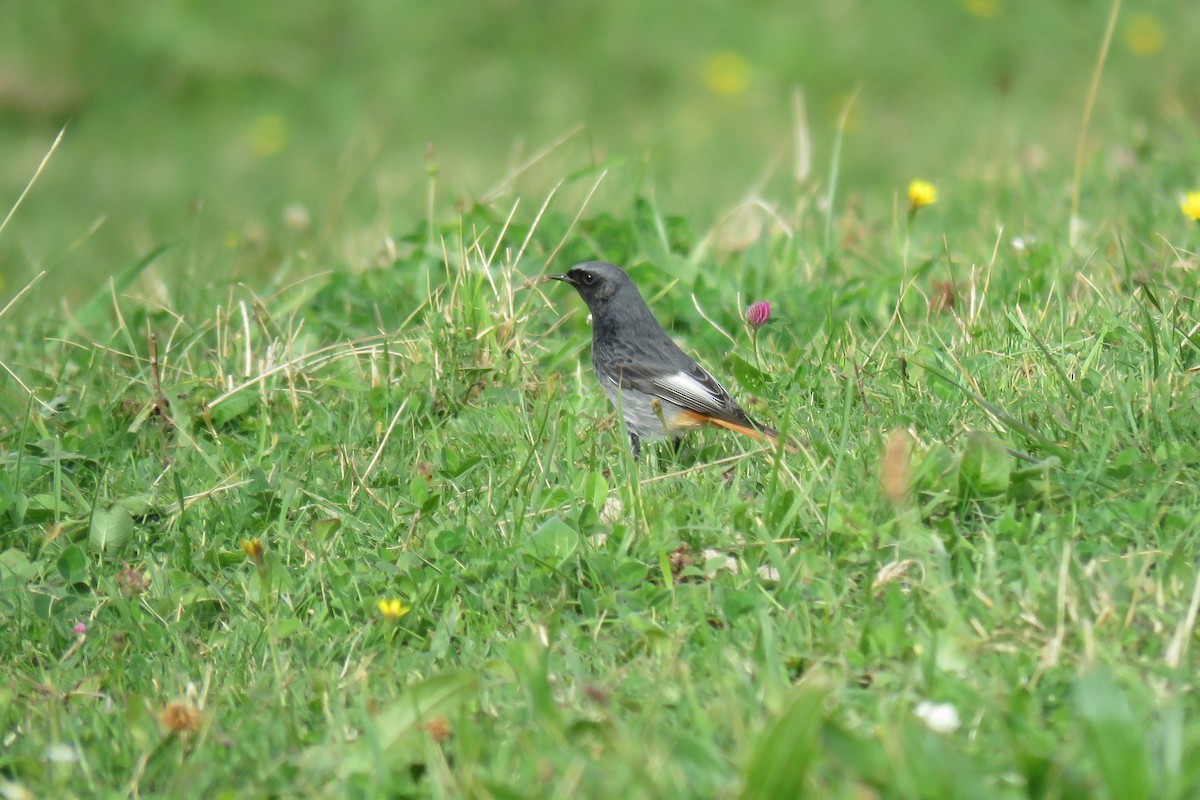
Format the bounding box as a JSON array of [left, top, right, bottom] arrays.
[[3, 1, 1200, 798]]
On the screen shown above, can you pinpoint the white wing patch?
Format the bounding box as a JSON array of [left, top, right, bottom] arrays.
[[655, 370, 729, 413]]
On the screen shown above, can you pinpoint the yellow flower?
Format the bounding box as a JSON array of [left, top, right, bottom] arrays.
[[1182, 192, 1200, 222], [1124, 14, 1164, 57], [908, 180, 938, 211], [250, 114, 288, 156], [377, 598, 411, 620], [240, 538, 264, 567], [702, 52, 750, 96], [962, 0, 1000, 18]]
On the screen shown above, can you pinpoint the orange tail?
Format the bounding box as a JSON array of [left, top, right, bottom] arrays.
[[704, 416, 800, 453]]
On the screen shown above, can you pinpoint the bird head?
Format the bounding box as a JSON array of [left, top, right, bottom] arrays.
[[545, 261, 632, 310]]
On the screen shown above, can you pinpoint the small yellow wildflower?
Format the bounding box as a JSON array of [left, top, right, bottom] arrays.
[[240, 538, 264, 567], [1124, 14, 1164, 57], [702, 52, 750, 96], [1182, 192, 1200, 222], [250, 114, 288, 156], [908, 180, 938, 211], [377, 598, 411, 620], [962, 0, 1000, 18]]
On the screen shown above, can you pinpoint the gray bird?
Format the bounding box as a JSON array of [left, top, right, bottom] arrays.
[[548, 261, 782, 458]]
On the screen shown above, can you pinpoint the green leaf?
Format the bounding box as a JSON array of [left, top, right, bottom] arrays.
[[0, 548, 35, 582], [737, 675, 828, 799], [114, 494, 156, 516], [311, 517, 341, 542], [959, 431, 1011, 496], [24, 494, 61, 517], [88, 505, 134, 558], [728, 352, 771, 395], [614, 560, 649, 587], [526, 515, 578, 564], [409, 473, 429, 506], [273, 618, 304, 639], [581, 470, 608, 510], [209, 391, 258, 425], [56, 545, 88, 584]]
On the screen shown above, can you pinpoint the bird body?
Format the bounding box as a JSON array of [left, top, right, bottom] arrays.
[[548, 261, 781, 457]]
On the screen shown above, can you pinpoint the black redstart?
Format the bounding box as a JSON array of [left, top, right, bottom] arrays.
[[548, 261, 783, 458]]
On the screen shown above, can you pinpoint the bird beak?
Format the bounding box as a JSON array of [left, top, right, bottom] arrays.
[[545, 273, 575, 285]]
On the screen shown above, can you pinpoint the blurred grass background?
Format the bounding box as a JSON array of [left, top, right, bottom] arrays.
[[1, 0, 1197, 302]]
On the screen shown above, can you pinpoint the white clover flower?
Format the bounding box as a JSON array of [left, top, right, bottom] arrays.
[[915, 701, 960, 734]]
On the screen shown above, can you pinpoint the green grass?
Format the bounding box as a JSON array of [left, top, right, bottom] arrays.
[[4, 1, 1200, 798]]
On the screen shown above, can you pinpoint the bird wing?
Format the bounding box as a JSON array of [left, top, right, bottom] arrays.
[[608, 355, 750, 425]]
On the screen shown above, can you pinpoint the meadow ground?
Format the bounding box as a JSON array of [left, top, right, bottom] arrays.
[[3, 1, 1200, 798]]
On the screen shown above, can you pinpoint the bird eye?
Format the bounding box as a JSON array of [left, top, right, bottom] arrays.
[[580, 271, 596, 285]]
